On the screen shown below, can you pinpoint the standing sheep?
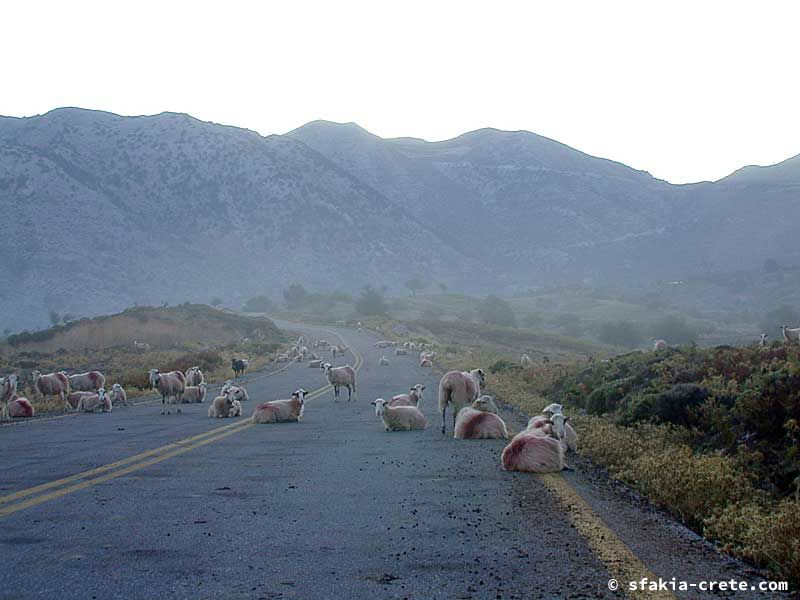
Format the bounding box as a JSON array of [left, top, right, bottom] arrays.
[[520, 354, 532, 367], [231, 358, 249, 377], [252, 389, 307, 424], [185, 366, 205, 386], [110, 383, 128, 407], [378, 356, 390, 366], [370, 398, 427, 431], [322, 363, 357, 401], [66, 370, 106, 392], [32, 370, 70, 411], [1, 374, 19, 420], [454, 396, 508, 440], [437, 368, 486, 435], [388, 384, 425, 407], [149, 369, 186, 415], [759, 333, 768, 347], [781, 325, 800, 344]]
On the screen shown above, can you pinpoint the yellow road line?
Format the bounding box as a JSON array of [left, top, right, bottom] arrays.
[[0, 328, 362, 517], [539, 474, 677, 600]]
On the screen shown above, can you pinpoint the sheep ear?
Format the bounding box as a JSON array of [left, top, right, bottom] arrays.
[[370, 400, 376, 405], [564, 416, 570, 422]]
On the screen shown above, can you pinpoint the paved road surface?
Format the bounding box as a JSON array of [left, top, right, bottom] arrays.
[[0, 322, 785, 599]]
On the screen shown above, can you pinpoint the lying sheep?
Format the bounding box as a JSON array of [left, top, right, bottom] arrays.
[[32, 370, 70, 411], [181, 382, 208, 403], [322, 363, 357, 401], [222, 381, 249, 402], [454, 396, 508, 439], [370, 398, 427, 431], [110, 383, 128, 407], [252, 389, 307, 424], [66, 391, 96, 410], [501, 425, 565, 473], [66, 370, 106, 392], [276, 354, 290, 363], [419, 357, 433, 367], [781, 325, 800, 344], [229, 398, 243, 417], [185, 366, 204, 386], [395, 348, 408, 356], [536, 404, 577, 451], [309, 359, 323, 368], [379, 356, 390, 366], [388, 384, 425, 407], [438, 368, 486, 435], [76, 388, 112, 413], [208, 393, 237, 418], [8, 396, 34, 418]]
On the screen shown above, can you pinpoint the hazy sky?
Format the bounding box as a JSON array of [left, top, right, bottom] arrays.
[[3, 1, 799, 183]]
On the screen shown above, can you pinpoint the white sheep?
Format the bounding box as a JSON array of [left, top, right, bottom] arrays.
[[370, 398, 427, 431], [1, 374, 19, 420], [32, 370, 70, 411], [388, 384, 425, 407], [222, 382, 249, 403], [454, 396, 508, 439], [181, 382, 208, 403], [185, 366, 205, 386], [133, 340, 151, 351], [520, 354, 532, 367], [252, 389, 307, 424], [781, 325, 800, 344], [759, 333, 768, 347], [653, 339, 668, 351], [66, 370, 106, 392], [437, 368, 486, 434], [501, 425, 565, 473], [149, 369, 186, 415], [322, 362, 357, 401], [110, 383, 128, 407], [208, 393, 238, 418], [76, 388, 112, 413], [378, 356, 390, 366]]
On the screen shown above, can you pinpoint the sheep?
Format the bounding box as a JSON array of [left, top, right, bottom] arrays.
[[148, 369, 186, 415], [531, 404, 577, 452], [66, 370, 106, 392], [520, 354, 532, 367], [437, 368, 486, 434], [331, 346, 339, 359], [309, 359, 323, 368], [208, 393, 236, 418], [542, 403, 563, 416], [379, 356, 390, 366], [66, 391, 96, 410], [501, 426, 565, 473], [185, 366, 204, 386], [276, 354, 290, 363], [759, 333, 768, 347], [653, 339, 668, 351], [32, 370, 70, 411], [231, 358, 249, 377], [419, 357, 433, 367], [374, 341, 392, 349], [322, 362, 357, 401], [420, 350, 436, 362], [76, 388, 112, 413], [252, 389, 307, 424], [110, 383, 128, 406], [221, 382, 249, 403], [454, 396, 508, 439], [133, 340, 151, 351], [181, 382, 208, 403], [781, 325, 800, 344], [388, 384, 425, 407], [395, 348, 408, 356], [1, 374, 19, 420], [370, 398, 427, 431], [229, 398, 243, 417], [317, 340, 330, 348], [8, 396, 35, 418]]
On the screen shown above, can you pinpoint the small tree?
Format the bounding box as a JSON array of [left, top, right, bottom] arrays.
[[283, 283, 310, 308], [48, 310, 61, 327], [355, 286, 389, 317], [405, 277, 427, 297], [476, 295, 517, 328], [210, 297, 223, 308], [242, 295, 274, 313]]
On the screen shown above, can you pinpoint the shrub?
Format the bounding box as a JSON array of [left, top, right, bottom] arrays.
[[652, 383, 709, 426], [586, 381, 627, 414], [476, 295, 517, 328]]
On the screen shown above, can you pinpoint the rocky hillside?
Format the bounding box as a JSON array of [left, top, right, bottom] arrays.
[[2, 108, 798, 331]]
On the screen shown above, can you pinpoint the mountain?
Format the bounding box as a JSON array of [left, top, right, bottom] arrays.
[[1, 108, 799, 331]]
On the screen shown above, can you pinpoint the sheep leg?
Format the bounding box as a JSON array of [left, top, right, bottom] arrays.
[[176, 394, 182, 414], [347, 385, 352, 402], [441, 405, 447, 435], [161, 394, 167, 415]]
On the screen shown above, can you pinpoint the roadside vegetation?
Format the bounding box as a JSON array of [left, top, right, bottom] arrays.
[[0, 305, 288, 412]]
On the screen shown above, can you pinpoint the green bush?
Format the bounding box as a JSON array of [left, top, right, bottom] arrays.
[[652, 383, 709, 426]]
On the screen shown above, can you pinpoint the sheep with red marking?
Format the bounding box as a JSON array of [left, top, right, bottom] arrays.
[[322, 363, 357, 401], [252, 389, 307, 424], [67, 391, 96, 410], [370, 398, 427, 431], [1, 375, 19, 420], [388, 384, 425, 408], [454, 395, 508, 439], [653, 339, 668, 351], [437, 368, 485, 434], [501, 423, 565, 473], [32, 370, 70, 411], [76, 388, 112, 413], [66, 370, 106, 392], [110, 383, 128, 407], [8, 395, 35, 418], [149, 369, 186, 415]]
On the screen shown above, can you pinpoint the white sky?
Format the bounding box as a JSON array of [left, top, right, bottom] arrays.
[[3, 0, 799, 183]]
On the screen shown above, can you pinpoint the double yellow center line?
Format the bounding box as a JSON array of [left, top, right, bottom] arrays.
[[0, 330, 362, 518]]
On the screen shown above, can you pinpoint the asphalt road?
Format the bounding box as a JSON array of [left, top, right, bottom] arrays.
[[0, 322, 789, 600]]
